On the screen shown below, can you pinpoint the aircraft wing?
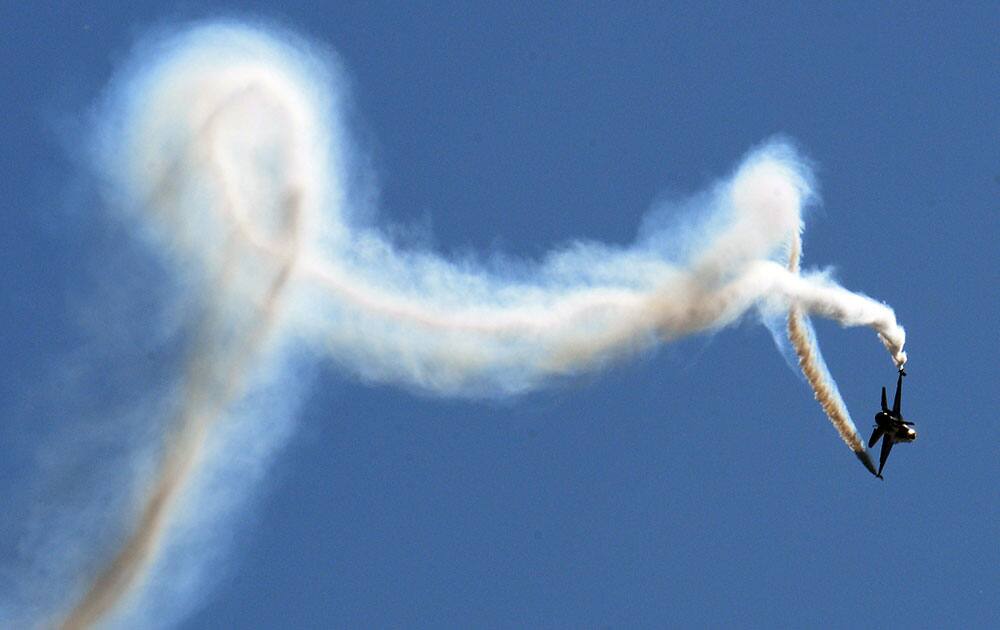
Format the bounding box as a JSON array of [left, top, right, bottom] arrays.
[[892, 371, 903, 416], [878, 435, 895, 476], [868, 425, 885, 449]]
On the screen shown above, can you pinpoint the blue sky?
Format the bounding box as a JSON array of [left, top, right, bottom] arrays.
[[1, 3, 997, 628]]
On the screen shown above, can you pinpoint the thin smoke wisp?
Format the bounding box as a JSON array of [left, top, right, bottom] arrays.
[[50, 21, 906, 628]]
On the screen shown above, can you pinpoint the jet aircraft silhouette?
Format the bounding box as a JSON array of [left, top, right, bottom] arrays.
[[868, 368, 916, 479]]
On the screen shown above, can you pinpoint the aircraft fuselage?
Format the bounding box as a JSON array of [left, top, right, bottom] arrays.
[[874, 411, 917, 442]]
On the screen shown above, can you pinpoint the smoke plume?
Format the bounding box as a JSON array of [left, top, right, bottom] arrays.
[[43, 21, 906, 628]]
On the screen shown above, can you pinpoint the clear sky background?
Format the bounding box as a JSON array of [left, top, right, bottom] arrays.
[[1, 2, 997, 628]]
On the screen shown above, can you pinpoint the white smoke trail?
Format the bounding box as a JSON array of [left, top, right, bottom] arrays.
[[785, 233, 899, 475], [48, 20, 907, 628]]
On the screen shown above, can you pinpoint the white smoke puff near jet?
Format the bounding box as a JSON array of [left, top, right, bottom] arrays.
[[49, 20, 906, 629]]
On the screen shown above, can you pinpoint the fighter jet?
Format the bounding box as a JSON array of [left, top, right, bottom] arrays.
[[869, 368, 916, 479]]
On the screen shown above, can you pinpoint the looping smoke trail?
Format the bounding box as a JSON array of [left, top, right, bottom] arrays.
[[55, 21, 907, 628], [60, 29, 308, 628]]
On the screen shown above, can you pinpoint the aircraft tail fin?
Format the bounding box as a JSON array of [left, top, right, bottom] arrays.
[[881, 386, 888, 413]]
